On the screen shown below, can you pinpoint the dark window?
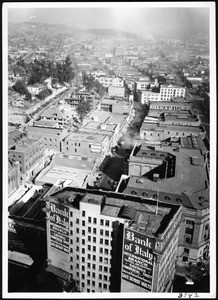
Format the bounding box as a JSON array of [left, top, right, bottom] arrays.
[[100, 219, 104, 225], [82, 229, 85, 235], [82, 210, 85, 217], [105, 239, 109, 245], [82, 220, 85, 226], [93, 218, 97, 224], [153, 194, 157, 199], [88, 227, 91, 233], [105, 230, 109, 237], [142, 192, 148, 197], [105, 220, 109, 226], [88, 216, 91, 223], [93, 228, 96, 234], [131, 190, 137, 195], [100, 238, 103, 244], [100, 229, 103, 235], [164, 195, 171, 201], [93, 237, 96, 243]]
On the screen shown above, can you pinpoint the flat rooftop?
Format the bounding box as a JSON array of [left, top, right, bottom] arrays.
[[49, 187, 180, 238], [65, 132, 107, 143], [140, 123, 203, 133], [9, 137, 41, 151], [27, 126, 64, 135]]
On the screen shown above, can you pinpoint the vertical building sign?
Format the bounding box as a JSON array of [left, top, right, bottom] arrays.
[[50, 202, 69, 253], [122, 228, 155, 291]]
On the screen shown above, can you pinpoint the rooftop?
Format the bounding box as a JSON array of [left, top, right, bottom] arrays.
[[9, 136, 41, 152], [65, 132, 108, 143], [27, 126, 66, 136], [124, 145, 209, 210], [48, 187, 181, 238], [140, 123, 203, 133]]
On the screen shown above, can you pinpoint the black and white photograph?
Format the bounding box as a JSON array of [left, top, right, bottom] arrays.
[[3, 2, 216, 298]]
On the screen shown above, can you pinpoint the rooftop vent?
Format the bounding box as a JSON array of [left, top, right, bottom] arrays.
[[118, 205, 137, 220]]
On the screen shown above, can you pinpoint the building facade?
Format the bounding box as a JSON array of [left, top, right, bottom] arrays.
[[160, 85, 186, 101], [43, 187, 182, 292], [8, 136, 45, 183]]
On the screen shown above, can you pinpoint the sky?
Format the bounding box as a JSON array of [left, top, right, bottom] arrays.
[[7, 3, 210, 37]]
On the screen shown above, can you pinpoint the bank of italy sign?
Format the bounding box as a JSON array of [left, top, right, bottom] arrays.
[[122, 228, 155, 291], [50, 202, 69, 253]]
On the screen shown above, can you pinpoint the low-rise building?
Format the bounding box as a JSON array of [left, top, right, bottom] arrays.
[[139, 90, 161, 104], [61, 132, 110, 160], [8, 136, 45, 182], [96, 76, 124, 88], [34, 153, 98, 188], [108, 86, 125, 98], [40, 107, 72, 128], [27, 126, 68, 154], [160, 84, 186, 101], [27, 83, 45, 95], [117, 142, 209, 263], [43, 187, 182, 292], [140, 123, 205, 141]]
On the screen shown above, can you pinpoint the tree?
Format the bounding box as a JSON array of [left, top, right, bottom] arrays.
[[25, 91, 32, 101], [76, 99, 92, 121], [63, 55, 75, 82], [13, 80, 28, 95]]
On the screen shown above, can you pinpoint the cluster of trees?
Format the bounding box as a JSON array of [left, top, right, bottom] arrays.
[[27, 55, 75, 85], [76, 98, 92, 121], [82, 71, 106, 97], [37, 88, 52, 100], [12, 55, 75, 86], [13, 80, 32, 101]]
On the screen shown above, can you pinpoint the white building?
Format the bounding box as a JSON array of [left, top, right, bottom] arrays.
[[96, 76, 124, 88], [140, 90, 161, 104], [160, 85, 186, 101]]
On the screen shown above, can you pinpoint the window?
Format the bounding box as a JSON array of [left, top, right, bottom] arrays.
[[99, 265, 102, 271], [87, 271, 90, 277], [99, 283, 102, 288], [82, 274, 85, 280], [100, 247, 103, 253], [93, 218, 97, 224], [164, 195, 171, 201], [105, 239, 109, 245], [82, 220, 85, 226], [104, 266, 108, 272], [131, 190, 137, 195], [99, 274, 102, 280], [92, 273, 95, 278], [76, 218, 79, 224], [93, 255, 96, 261], [88, 227, 91, 233], [93, 228, 96, 234], [88, 245, 91, 251], [76, 263, 79, 269], [100, 256, 103, 262], [76, 227, 79, 233], [70, 221, 73, 227], [100, 229, 103, 235], [88, 236, 91, 242], [104, 275, 107, 281], [93, 237, 96, 243], [184, 235, 192, 244], [105, 249, 109, 255], [82, 248, 85, 254], [100, 219, 104, 225], [76, 237, 79, 243], [70, 211, 73, 217], [70, 256, 73, 261], [82, 257, 85, 263], [103, 284, 107, 289], [82, 239, 85, 245], [87, 279, 90, 285], [76, 255, 79, 260], [76, 246, 79, 251], [100, 238, 103, 244], [81, 282, 85, 288], [88, 217, 91, 223], [82, 229, 85, 235], [142, 192, 148, 197], [93, 246, 96, 252], [82, 210, 85, 217], [88, 254, 91, 259], [92, 264, 96, 270], [70, 265, 73, 270]]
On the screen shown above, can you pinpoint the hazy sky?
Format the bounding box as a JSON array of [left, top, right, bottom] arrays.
[[7, 4, 210, 36]]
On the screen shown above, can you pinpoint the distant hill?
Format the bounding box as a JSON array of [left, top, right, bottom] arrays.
[[8, 22, 137, 39], [87, 28, 137, 39]]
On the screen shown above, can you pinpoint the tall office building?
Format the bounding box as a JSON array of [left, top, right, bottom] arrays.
[[43, 187, 182, 292]]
